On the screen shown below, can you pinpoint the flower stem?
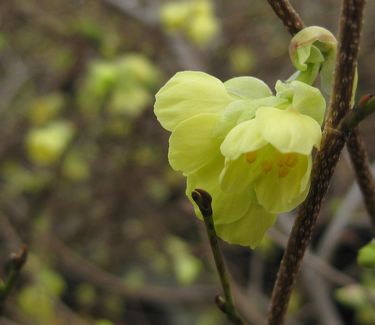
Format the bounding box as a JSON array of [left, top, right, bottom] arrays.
[[266, 1, 366, 324], [266, 0, 304, 35], [192, 189, 244, 325]]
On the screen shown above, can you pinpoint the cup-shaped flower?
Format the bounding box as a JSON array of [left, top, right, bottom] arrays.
[[154, 71, 325, 247], [289, 26, 337, 94], [154, 71, 278, 247], [220, 105, 322, 214]]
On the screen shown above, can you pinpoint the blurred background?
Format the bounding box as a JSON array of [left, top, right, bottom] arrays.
[[0, 0, 375, 324]]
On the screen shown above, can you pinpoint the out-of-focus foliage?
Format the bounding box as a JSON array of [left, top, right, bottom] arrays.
[[17, 255, 66, 324], [229, 46, 256, 74], [165, 236, 203, 285], [358, 239, 375, 268], [160, 0, 219, 47], [26, 120, 75, 166], [335, 270, 375, 325], [79, 53, 161, 117], [28, 93, 64, 125]]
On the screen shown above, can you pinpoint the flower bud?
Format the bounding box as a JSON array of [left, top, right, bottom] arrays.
[[289, 26, 337, 94]]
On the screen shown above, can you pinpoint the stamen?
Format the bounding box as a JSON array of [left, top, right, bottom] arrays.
[[278, 166, 289, 178], [284, 153, 298, 167], [246, 151, 257, 164], [276, 156, 284, 167], [262, 161, 273, 173]]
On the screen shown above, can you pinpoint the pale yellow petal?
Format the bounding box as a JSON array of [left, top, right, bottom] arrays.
[[168, 113, 221, 174], [154, 71, 232, 131], [220, 120, 267, 160], [219, 156, 261, 193], [256, 107, 322, 155], [186, 158, 251, 225], [224, 76, 272, 99], [255, 154, 311, 213], [216, 194, 276, 248]]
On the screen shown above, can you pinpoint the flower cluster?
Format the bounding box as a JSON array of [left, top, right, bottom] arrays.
[[154, 27, 337, 247]]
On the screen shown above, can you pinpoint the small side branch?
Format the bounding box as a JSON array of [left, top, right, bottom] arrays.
[[339, 95, 375, 232], [347, 129, 375, 232], [340, 94, 375, 131], [192, 189, 244, 325], [266, 0, 304, 35], [0, 245, 28, 315]]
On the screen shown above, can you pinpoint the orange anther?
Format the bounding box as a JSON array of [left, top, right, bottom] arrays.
[[278, 166, 289, 178], [262, 161, 273, 173], [284, 153, 298, 167], [246, 152, 257, 164]]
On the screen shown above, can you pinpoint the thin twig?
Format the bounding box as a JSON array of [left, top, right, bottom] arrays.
[[340, 94, 375, 131], [266, 0, 304, 35], [340, 95, 375, 232], [0, 51, 29, 114], [104, 0, 204, 70], [42, 234, 217, 304], [276, 215, 347, 325], [105, 0, 158, 26], [316, 169, 364, 261], [192, 189, 244, 325], [267, 1, 366, 324], [231, 284, 267, 325], [268, 227, 355, 287], [302, 270, 342, 325], [0, 245, 28, 315], [195, 212, 266, 324], [346, 129, 375, 232]]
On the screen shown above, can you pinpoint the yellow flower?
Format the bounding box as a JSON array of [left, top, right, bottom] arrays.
[[154, 71, 325, 247]]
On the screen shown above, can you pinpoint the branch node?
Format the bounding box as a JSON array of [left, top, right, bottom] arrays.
[[215, 294, 227, 313], [10, 245, 28, 271], [0, 245, 28, 315], [192, 189, 213, 217]]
